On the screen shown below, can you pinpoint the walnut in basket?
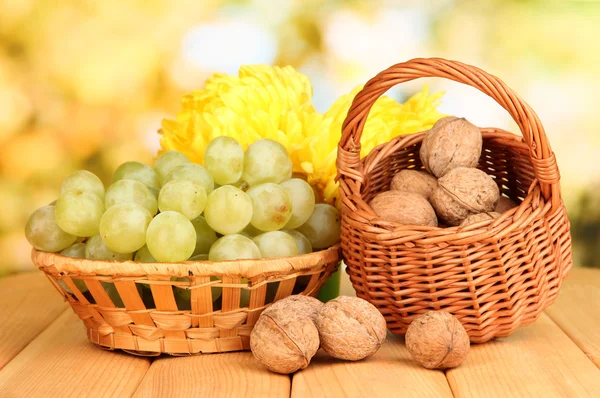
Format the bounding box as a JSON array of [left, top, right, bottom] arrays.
[[495, 196, 518, 213], [390, 169, 437, 200], [459, 212, 501, 227], [370, 191, 438, 227], [420, 116, 482, 178], [250, 309, 319, 374], [431, 167, 499, 226]]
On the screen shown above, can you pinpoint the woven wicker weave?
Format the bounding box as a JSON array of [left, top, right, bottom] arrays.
[[33, 247, 339, 355], [336, 58, 572, 343]]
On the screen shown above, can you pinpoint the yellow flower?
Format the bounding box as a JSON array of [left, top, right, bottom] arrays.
[[159, 65, 444, 204], [299, 85, 445, 203]]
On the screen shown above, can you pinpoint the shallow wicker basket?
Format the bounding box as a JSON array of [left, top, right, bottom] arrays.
[[337, 58, 572, 343], [33, 246, 339, 355]]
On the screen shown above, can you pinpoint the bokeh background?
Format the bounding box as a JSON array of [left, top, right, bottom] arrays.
[[1, 0, 599, 276]]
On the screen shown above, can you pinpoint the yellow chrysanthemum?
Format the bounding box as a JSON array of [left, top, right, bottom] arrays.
[[159, 65, 445, 204], [299, 85, 445, 203]]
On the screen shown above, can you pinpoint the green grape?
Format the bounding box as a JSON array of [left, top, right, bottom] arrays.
[[25, 205, 76, 252], [204, 186, 253, 235], [246, 183, 292, 231], [253, 231, 299, 258], [134, 245, 156, 263], [296, 204, 341, 250], [112, 161, 160, 191], [102, 282, 143, 307], [58, 278, 89, 294], [164, 163, 214, 194], [60, 242, 87, 258], [158, 179, 207, 220], [85, 235, 133, 261], [241, 277, 251, 307], [146, 211, 196, 262], [60, 170, 105, 198], [173, 276, 222, 302], [189, 254, 209, 261], [242, 139, 292, 186], [281, 179, 316, 229], [100, 203, 152, 253], [204, 136, 244, 185], [55, 191, 104, 237], [283, 230, 313, 254], [154, 150, 190, 184], [208, 234, 261, 261], [105, 179, 158, 215], [190, 216, 218, 256]]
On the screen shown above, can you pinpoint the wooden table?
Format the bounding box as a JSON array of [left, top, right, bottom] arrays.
[[1, 268, 599, 397]]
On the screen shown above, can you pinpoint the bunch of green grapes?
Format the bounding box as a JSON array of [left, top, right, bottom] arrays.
[[25, 137, 341, 269]]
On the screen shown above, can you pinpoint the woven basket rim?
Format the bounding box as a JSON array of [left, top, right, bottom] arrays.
[[32, 244, 341, 279]]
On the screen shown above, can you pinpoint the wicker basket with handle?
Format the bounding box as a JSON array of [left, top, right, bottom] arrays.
[[33, 246, 339, 355], [337, 58, 572, 343]]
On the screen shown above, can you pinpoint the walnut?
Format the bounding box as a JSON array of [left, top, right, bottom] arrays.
[[431, 167, 499, 226], [370, 191, 438, 227], [390, 169, 437, 200], [459, 212, 501, 227], [316, 296, 387, 361], [250, 309, 319, 374], [405, 311, 470, 369], [495, 196, 518, 213], [263, 294, 324, 323], [420, 116, 482, 177]]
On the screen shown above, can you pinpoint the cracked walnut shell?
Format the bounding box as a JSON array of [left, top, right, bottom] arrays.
[[431, 167, 499, 226], [419, 116, 482, 178], [250, 309, 319, 374], [316, 296, 387, 361]]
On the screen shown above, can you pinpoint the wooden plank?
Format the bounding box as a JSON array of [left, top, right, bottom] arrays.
[[0, 272, 67, 370], [447, 313, 600, 398], [0, 311, 151, 397], [133, 352, 290, 398], [291, 334, 453, 398], [546, 267, 600, 367]]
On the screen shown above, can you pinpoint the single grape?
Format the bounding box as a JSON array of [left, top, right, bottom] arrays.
[[252, 231, 299, 258], [154, 150, 190, 184], [112, 161, 160, 191], [146, 211, 196, 262], [134, 245, 156, 263], [105, 179, 158, 215], [246, 183, 292, 231], [100, 203, 152, 253], [242, 139, 292, 186], [55, 191, 104, 237], [158, 179, 207, 220], [204, 186, 253, 235], [204, 136, 244, 185], [164, 163, 214, 194], [60, 170, 105, 198], [280, 179, 316, 229], [283, 230, 313, 254], [25, 205, 76, 252], [208, 234, 261, 261], [190, 215, 218, 256], [60, 242, 87, 258], [296, 204, 341, 250], [172, 276, 222, 302], [85, 235, 133, 261]]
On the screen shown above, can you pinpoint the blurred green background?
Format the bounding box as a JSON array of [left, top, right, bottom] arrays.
[[1, 0, 599, 276]]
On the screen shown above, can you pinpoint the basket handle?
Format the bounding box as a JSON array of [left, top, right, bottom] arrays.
[[338, 57, 561, 210]]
